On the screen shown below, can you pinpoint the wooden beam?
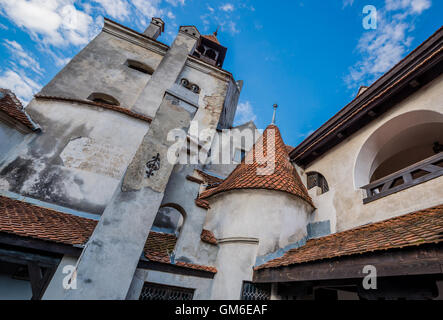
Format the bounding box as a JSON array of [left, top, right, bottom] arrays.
[[253, 244, 443, 283], [0, 247, 59, 267], [27, 262, 57, 300], [137, 260, 216, 279], [0, 232, 82, 257]]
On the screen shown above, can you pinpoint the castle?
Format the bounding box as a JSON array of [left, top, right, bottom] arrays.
[[0, 18, 442, 300]]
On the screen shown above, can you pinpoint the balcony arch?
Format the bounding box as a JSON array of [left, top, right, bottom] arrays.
[[354, 110, 443, 202]]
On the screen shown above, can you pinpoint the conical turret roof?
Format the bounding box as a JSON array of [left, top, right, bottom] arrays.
[[200, 124, 314, 207]]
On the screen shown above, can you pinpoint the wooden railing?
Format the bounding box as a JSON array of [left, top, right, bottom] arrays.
[[362, 152, 443, 204]]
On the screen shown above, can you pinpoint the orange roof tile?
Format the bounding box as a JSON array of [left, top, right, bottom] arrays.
[[200, 125, 314, 207], [0, 196, 217, 273], [256, 204, 443, 270], [0, 89, 38, 130]]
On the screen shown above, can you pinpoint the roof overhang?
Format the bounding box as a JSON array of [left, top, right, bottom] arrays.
[[290, 26, 443, 168], [253, 243, 443, 284]]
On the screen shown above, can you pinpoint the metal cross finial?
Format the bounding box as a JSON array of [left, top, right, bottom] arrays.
[[271, 104, 278, 125], [214, 26, 219, 36]]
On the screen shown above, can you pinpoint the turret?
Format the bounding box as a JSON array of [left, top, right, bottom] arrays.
[[198, 106, 315, 299]]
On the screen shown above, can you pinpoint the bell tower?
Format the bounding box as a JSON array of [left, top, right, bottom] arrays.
[[192, 30, 227, 68]]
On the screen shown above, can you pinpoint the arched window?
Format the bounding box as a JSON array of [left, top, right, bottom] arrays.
[[151, 204, 186, 237], [125, 59, 154, 75], [205, 49, 217, 60], [87, 92, 120, 106], [355, 110, 443, 203], [307, 172, 329, 194]]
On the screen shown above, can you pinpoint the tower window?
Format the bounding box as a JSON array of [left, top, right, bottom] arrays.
[[125, 59, 154, 75], [307, 172, 329, 194], [180, 78, 200, 94], [205, 49, 217, 60], [87, 92, 120, 106]]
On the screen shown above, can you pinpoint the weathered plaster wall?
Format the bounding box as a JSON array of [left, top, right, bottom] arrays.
[[205, 189, 313, 258], [161, 164, 218, 267], [0, 99, 149, 214], [40, 29, 164, 110], [210, 240, 258, 300], [304, 74, 443, 232], [126, 268, 214, 300], [0, 124, 27, 163]]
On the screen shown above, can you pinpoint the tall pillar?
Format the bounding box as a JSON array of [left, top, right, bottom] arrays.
[[63, 27, 199, 300], [132, 26, 200, 118]]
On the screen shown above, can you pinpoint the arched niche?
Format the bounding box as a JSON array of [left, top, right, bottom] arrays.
[[354, 109, 443, 188], [87, 92, 120, 106], [151, 203, 186, 236]]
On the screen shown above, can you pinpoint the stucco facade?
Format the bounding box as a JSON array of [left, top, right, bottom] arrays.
[[303, 74, 443, 232]]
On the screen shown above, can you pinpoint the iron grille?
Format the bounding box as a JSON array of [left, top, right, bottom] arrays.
[[241, 282, 271, 300], [139, 282, 194, 300]]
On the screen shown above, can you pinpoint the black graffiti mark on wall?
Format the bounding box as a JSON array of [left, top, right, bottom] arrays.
[[146, 153, 160, 178]]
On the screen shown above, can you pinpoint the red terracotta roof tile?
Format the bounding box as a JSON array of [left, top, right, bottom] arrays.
[[0, 196, 217, 273], [201, 229, 217, 245], [0, 89, 38, 131], [200, 125, 314, 207], [256, 204, 443, 270], [0, 196, 97, 246]]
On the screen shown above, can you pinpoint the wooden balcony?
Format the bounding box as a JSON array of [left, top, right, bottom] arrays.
[[362, 152, 443, 204]]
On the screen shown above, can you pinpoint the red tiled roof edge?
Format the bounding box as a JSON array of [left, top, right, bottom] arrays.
[[0, 89, 39, 131], [34, 95, 153, 123], [0, 195, 97, 246], [201, 229, 217, 245], [0, 196, 217, 274], [195, 199, 210, 209], [144, 231, 217, 273], [256, 204, 443, 270]]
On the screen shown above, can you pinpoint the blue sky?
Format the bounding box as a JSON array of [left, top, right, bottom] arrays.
[[0, 0, 441, 147]]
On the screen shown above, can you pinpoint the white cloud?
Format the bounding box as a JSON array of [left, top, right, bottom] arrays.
[[0, 70, 41, 104], [131, 0, 163, 18], [342, 0, 354, 8], [93, 0, 130, 20], [344, 0, 432, 90], [220, 3, 234, 12], [0, 22, 8, 30], [165, 0, 185, 6], [0, 0, 97, 47], [234, 101, 257, 126], [385, 0, 431, 13], [167, 11, 176, 19], [3, 40, 43, 75]]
